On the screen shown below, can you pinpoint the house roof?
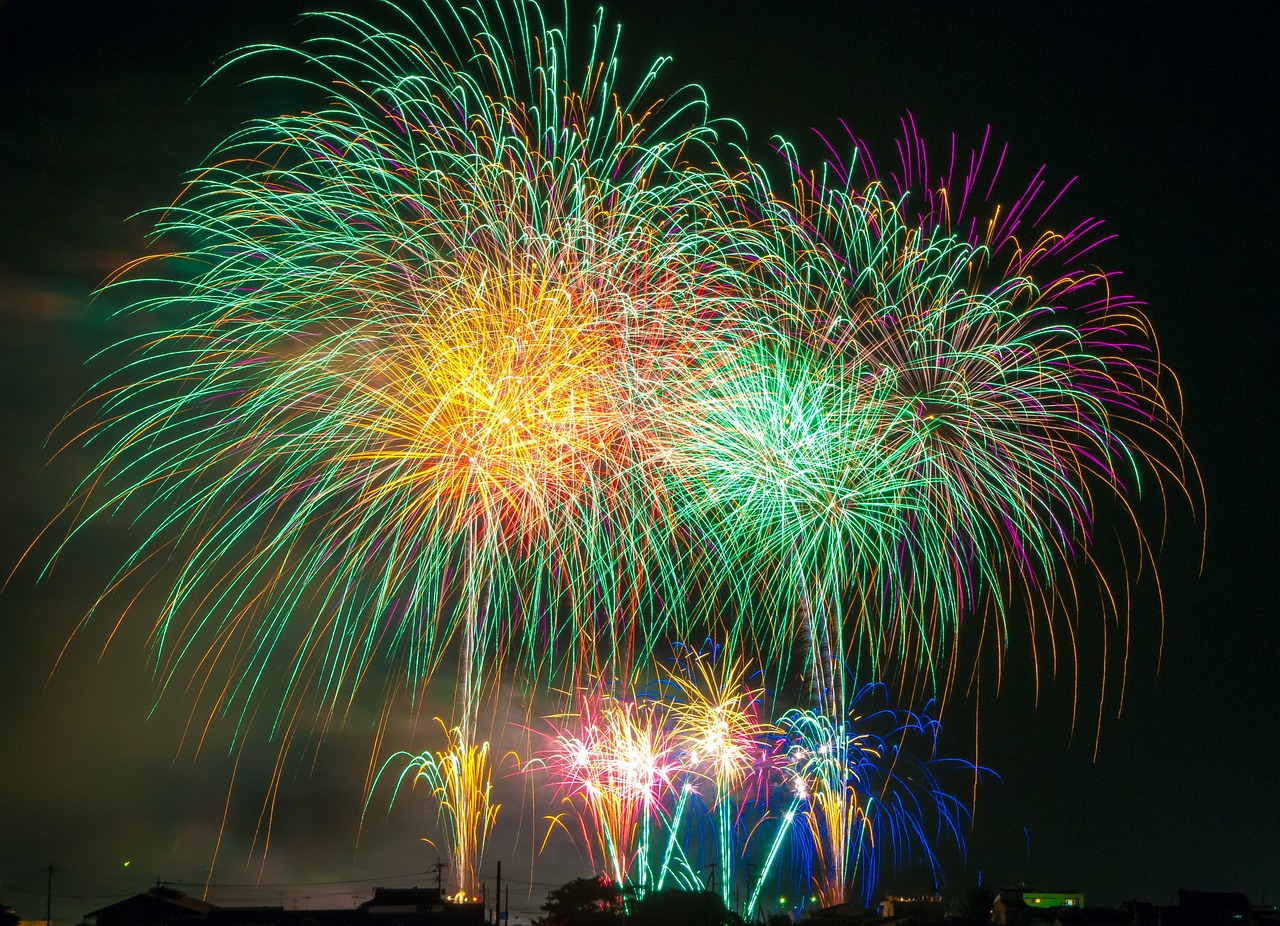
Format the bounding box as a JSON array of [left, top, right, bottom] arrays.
[[88, 888, 217, 920]]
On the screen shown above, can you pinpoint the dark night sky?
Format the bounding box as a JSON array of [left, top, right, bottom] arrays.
[[1, 1, 1276, 922]]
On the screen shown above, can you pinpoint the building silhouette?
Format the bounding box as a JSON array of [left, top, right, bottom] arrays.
[[86, 887, 482, 926]]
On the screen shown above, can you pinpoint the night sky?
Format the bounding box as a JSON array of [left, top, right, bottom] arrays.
[[1, 1, 1275, 922]]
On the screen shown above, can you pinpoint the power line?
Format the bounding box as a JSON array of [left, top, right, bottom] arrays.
[[165, 871, 440, 890], [46, 869, 441, 891]]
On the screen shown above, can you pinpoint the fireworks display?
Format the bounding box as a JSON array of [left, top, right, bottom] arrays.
[[531, 663, 979, 915], [372, 720, 503, 896], [23, 0, 1197, 912], [777, 688, 975, 910], [44, 0, 748, 754], [533, 650, 773, 898]]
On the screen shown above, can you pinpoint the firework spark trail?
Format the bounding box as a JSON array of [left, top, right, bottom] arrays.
[[662, 647, 771, 908], [673, 137, 1200, 717], [744, 799, 799, 921], [24, 0, 770, 883], [658, 144, 1192, 903], [653, 782, 699, 892], [42, 0, 756, 757], [656, 330, 933, 706], [531, 665, 977, 914], [531, 666, 736, 894], [778, 686, 978, 909], [843, 119, 1202, 722], [370, 719, 502, 895], [35, 1, 1197, 748], [21, 0, 1200, 898], [535, 688, 680, 888]]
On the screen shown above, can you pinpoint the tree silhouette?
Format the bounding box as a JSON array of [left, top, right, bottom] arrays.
[[628, 889, 744, 926], [533, 876, 625, 926]]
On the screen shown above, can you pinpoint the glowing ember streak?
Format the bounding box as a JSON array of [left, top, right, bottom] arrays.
[[778, 687, 979, 908], [664, 648, 770, 907], [39, 0, 748, 760], [22, 0, 1198, 894], [536, 690, 679, 887], [372, 721, 502, 895]]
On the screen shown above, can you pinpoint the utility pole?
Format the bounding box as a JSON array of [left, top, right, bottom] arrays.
[[432, 859, 445, 895], [493, 862, 501, 925], [46, 864, 52, 926], [707, 861, 718, 899]]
